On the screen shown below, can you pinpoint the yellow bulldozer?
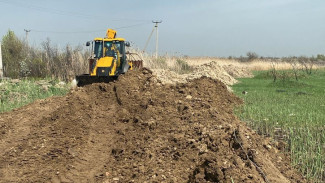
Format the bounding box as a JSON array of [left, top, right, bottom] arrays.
[[76, 29, 143, 86]]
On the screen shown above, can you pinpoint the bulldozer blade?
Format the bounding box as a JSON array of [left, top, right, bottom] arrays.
[[130, 60, 143, 69], [76, 74, 118, 87], [126, 52, 144, 69]]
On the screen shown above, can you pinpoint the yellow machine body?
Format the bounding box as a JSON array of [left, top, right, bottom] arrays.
[[106, 29, 117, 39], [89, 37, 124, 77], [90, 57, 116, 76], [76, 29, 142, 86]]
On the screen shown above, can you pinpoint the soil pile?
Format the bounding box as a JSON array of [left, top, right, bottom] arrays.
[[151, 61, 238, 86], [0, 68, 305, 183], [222, 64, 253, 78]]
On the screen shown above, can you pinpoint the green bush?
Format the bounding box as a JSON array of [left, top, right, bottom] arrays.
[[175, 59, 192, 74], [1, 30, 25, 78], [246, 51, 259, 61], [316, 54, 325, 61], [1, 30, 89, 81], [0, 79, 69, 112]]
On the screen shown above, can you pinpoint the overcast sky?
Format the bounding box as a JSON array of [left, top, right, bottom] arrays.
[[1, 0, 325, 57]]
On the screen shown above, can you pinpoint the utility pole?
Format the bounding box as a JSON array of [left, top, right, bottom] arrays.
[[0, 41, 3, 78], [152, 21, 162, 59], [24, 29, 31, 45]]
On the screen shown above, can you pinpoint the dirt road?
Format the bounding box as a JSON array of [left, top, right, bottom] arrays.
[[0, 69, 306, 182]]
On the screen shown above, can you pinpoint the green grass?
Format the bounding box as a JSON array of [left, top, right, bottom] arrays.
[[232, 69, 325, 182], [0, 78, 69, 113]]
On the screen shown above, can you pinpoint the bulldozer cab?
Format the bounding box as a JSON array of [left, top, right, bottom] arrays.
[[89, 38, 129, 75], [75, 29, 143, 87], [93, 40, 123, 59]]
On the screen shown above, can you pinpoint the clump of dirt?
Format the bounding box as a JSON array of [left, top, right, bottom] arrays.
[[0, 68, 306, 183]]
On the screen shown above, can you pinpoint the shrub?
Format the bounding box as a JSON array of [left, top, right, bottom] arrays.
[[175, 59, 193, 74], [246, 52, 259, 61], [316, 54, 325, 61], [1, 30, 25, 78], [1, 31, 89, 81], [19, 60, 31, 77]]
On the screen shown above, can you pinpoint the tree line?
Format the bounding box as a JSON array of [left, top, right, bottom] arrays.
[[1, 30, 89, 81]]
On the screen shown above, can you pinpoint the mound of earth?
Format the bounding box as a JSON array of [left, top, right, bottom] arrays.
[[151, 61, 238, 86], [222, 64, 254, 78], [0, 68, 305, 183]]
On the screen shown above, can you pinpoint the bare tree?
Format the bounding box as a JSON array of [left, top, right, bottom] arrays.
[[298, 56, 314, 75], [287, 57, 300, 81], [246, 52, 259, 61], [270, 61, 277, 82]]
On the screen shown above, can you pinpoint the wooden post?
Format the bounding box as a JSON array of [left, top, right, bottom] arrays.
[[0, 41, 3, 78]]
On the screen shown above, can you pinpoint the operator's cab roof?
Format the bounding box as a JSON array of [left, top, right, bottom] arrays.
[[94, 38, 125, 41]]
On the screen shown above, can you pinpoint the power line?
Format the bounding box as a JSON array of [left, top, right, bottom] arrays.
[[30, 22, 152, 34], [0, 0, 151, 22], [0, 0, 98, 20], [143, 26, 155, 52], [31, 29, 105, 34], [114, 22, 152, 30]]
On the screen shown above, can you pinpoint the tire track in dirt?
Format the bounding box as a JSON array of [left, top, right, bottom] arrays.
[[52, 105, 117, 183], [54, 88, 121, 183]]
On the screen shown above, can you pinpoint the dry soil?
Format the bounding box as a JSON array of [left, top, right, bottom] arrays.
[[0, 68, 306, 183]]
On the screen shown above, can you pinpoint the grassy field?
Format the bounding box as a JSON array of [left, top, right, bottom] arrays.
[[232, 69, 325, 181], [0, 79, 69, 113]]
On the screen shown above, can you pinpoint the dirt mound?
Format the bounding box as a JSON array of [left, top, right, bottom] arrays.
[[0, 68, 305, 183], [190, 61, 238, 85], [222, 64, 254, 78], [151, 61, 238, 87]]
